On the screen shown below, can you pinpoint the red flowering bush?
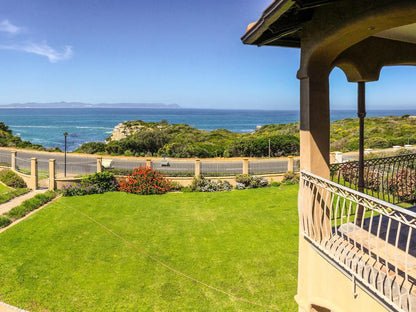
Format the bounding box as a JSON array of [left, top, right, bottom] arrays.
[[118, 166, 170, 195], [388, 167, 416, 201]]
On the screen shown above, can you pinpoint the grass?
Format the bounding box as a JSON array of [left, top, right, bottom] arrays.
[[0, 186, 299, 312], [0, 183, 10, 195], [16, 168, 49, 180]]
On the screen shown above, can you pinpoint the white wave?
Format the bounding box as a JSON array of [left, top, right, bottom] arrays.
[[10, 125, 61, 129], [75, 126, 113, 129]]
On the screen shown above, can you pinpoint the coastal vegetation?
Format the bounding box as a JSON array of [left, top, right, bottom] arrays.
[[76, 120, 300, 158], [74, 115, 416, 157], [259, 115, 416, 152], [0, 186, 299, 311]]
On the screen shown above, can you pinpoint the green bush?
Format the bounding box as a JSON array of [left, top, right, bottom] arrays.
[[81, 172, 118, 192], [235, 174, 269, 189], [235, 174, 252, 187], [0, 170, 27, 188], [190, 175, 232, 192], [7, 191, 56, 220], [74, 142, 106, 154], [282, 171, 299, 184], [63, 172, 118, 197], [169, 181, 183, 191], [0, 216, 11, 228], [271, 181, 281, 187]]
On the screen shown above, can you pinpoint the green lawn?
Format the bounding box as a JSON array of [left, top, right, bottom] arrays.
[[0, 186, 299, 312], [0, 183, 10, 195]]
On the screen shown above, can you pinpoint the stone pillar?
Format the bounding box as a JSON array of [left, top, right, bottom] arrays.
[[97, 157, 102, 173], [146, 158, 152, 168], [49, 159, 56, 191], [243, 159, 249, 174], [195, 159, 201, 177], [30, 157, 38, 190], [287, 156, 294, 172], [329, 152, 336, 164], [11, 151, 16, 171]]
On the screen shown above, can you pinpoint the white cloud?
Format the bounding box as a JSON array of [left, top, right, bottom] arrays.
[[0, 42, 73, 62], [0, 20, 20, 34]]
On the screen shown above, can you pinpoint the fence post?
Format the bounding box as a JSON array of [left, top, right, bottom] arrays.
[[30, 157, 38, 190], [195, 159, 201, 176], [11, 151, 16, 171], [146, 158, 152, 168], [49, 159, 56, 190], [243, 158, 249, 174], [287, 156, 294, 172], [97, 157, 102, 173]]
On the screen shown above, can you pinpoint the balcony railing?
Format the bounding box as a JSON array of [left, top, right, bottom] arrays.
[[299, 170, 416, 311], [330, 153, 416, 204]]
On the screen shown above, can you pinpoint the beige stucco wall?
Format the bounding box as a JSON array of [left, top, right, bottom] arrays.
[[296, 237, 388, 312]]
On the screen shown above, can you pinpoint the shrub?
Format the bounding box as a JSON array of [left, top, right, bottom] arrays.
[[63, 172, 118, 197], [388, 167, 416, 202], [190, 176, 232, 192], [0, 170, 27, 188], [235, 174, 269, 189], [0, 216, 11, 228], [118, 167, 170, 195], [250, 176, 269, 188], [235, 182, 246, 190], [169, 181, 183, 191], [7, 191, 56, 220], [235, 174, 252, 187], [282, 171, 299, 184], [271, 181, 281, 187], [81, 172, 118, 192]]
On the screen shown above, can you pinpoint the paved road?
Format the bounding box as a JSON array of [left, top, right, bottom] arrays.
[[0, 148, 292, 176]]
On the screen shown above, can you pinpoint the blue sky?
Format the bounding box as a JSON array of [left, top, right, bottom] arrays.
[[0, 0, 415, 110]]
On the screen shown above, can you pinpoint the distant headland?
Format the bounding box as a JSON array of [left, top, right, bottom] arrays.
[[0, 102, 182, 109]]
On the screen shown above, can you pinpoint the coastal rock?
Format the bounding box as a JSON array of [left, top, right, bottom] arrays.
[[108, 123, 145, 141]]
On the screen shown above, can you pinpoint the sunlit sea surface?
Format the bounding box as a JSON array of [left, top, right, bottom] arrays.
[[0, 108, 413, 151]]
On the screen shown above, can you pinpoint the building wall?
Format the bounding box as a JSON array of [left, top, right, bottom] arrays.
[[296, 237, 387, 312]]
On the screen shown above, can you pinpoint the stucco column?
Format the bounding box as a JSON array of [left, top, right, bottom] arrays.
[[49, 159, 56, 190], [299, 75, 330, 178], [11, 151, 16, 171], [243, 159, 249, 174], [146, 158, 152, 168], [195, 159, 201, 177], [30, 157, 38, 190], [287, 156, 294, 172], [97, 157, 102, 173], [298, 73, 331, 312]]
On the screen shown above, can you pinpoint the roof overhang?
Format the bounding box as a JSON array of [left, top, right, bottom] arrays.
[[241, 0, 336, 47]]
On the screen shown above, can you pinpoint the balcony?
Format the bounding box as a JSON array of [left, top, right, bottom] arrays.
[[300, 163, 416, 311]]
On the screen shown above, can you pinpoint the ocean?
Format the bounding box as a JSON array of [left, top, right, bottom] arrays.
[[0, 108, 414, 151]]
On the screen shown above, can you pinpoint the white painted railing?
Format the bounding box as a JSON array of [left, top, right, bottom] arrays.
[[299, 170, 416, 312]]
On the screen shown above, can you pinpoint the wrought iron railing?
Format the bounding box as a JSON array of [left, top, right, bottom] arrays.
[[330, 153, 416, 204], [299, 171, 416, 312]]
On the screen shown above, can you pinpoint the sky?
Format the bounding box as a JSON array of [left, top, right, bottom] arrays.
[[0, 0, 415, 110]]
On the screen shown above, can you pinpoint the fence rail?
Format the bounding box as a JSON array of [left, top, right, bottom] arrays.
[[299, 171, 416, 311], [330, 153, 416, 204]]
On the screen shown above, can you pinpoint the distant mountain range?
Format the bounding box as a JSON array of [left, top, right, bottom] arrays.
[[0, 102, 181, 109]]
